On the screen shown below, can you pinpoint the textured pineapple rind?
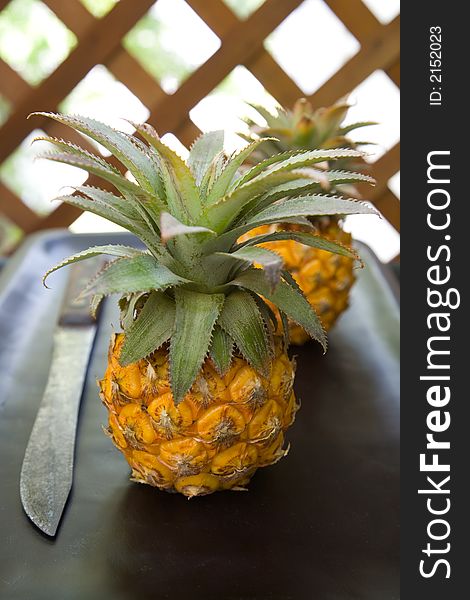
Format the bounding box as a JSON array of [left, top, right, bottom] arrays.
[[99, 333, 298, 497], [240, 219, 355, 344]]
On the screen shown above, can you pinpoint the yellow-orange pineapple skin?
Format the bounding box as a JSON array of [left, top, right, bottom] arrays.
[[242, 220, 355, 344], [99, 333, 297, 497]]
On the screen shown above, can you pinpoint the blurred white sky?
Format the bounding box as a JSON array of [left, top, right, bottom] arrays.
[[0, 0, 400, 260]]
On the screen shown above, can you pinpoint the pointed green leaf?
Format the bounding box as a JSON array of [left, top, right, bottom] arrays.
[[338, 121, 377, 136], [246, 102, 291, 130], [248, 136, 286, 160], [160, 211, 215, 243], [209, 325, 234, 375], [232, 268, 327, 351], [206, 195, 375, 253], [76, 185, 142, 222], [256, 176, 327, 204], [217, 246, 283, 290], [197, 253, 241, 288], [199, 151, 227, 199], [322, 169, 375, 186], [54, 191, 164, 259], [80, 254, 186, 298], [122, 130, 168, 197], [43, 245, 143, 286], [281, 268, 303, 294], [76, 186, 164, 241], [170, 289, 224, 403], [246, 195, 378, 228], [260, 170, 375, 204], [218, 289, 270, 373], [76, 185, 164, 252], [53, 193, 139, 232], [37, 151, 143, 198], [202, 216, 313, 256], [206, 137, 278, 205], [246, 102, 278, 125], [132, 122, 201, 223], [236, 170, 357, 221], [245, 130, 283, 143], [32, 113, 160, 195], [212, 171, 333, 232], [237, 230, 359, 260], [236, 131, 255, 144], [33, 135, 118, 172], [205, 161, 373, 233], [158, 212, 217, 279], [188, 130, 225, 185], [235, 148, 364, 189], [120, 291, 176, 366], [204, 170, 306, 231]]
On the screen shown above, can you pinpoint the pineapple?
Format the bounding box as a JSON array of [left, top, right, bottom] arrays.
[[37, 112, 376, 497], [240, 99, 375, 343]]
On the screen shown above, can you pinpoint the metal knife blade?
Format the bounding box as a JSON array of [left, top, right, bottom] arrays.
[[20, 258, 105, 536]]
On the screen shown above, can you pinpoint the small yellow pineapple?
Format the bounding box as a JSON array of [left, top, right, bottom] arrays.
[[240, 99, 375, 341], [101, 333, 296, 496], [39, 112, 376, 496]]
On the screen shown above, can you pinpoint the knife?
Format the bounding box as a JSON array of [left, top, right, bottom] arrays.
[[20, 258, 105, 537]]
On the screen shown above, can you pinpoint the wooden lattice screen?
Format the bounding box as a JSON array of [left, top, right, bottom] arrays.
[[0, 0, 400, 249]]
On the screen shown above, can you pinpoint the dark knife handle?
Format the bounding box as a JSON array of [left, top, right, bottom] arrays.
[[59, 258, 107, 327]]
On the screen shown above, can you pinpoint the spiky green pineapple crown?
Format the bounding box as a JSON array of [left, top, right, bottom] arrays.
[[240, 98, 376, 174], [35, 112, 376, 402]]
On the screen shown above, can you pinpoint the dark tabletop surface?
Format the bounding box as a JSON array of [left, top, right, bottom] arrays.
[[0, 231, 399, 600]]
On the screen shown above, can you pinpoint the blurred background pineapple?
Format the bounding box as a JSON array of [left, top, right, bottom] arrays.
[[238, 98, 376, 341]]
